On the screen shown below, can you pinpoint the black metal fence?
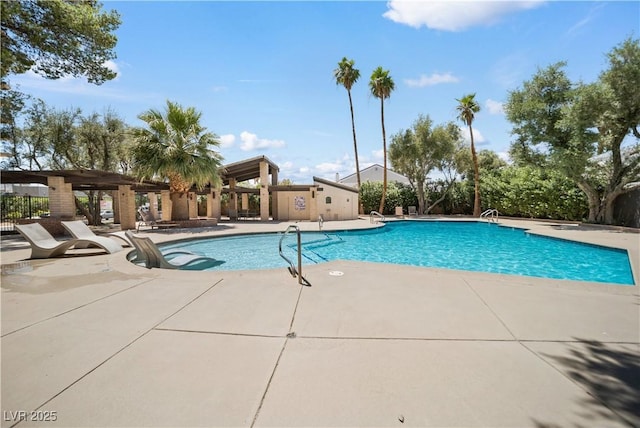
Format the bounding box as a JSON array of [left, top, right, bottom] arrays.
[[1, 194, 50, 233]]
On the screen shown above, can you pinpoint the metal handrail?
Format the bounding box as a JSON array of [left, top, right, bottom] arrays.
[[370, 211, 385, 223], [480, 208, 499, 223], [278, 225, 311, 286], [318, 214, 324, 231]]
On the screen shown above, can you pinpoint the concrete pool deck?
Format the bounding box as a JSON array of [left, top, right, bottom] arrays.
[[1, 217, 638, 427]]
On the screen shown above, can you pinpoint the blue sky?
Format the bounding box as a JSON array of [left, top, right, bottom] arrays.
[[10, 1, 640, 183]]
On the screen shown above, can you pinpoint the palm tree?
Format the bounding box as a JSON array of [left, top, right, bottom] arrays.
[[456, 93, 482, 216], [130, 100, 223, 220], [369, 66, 395, 214], [334, 57, 363, 214]]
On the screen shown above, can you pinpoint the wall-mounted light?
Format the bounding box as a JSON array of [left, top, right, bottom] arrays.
[[49, 186, 56, 191]]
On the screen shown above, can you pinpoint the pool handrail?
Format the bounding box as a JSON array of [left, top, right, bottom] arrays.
[[278, 225, 311, 286], [370, 211, 385, 223], [480, 208, 499, 223]]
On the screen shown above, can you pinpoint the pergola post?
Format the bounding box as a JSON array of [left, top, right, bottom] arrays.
[[207, 186, 221, 220], [241, 193, 249, 216], [117, 185, 136, 230], [161, 190, 172, 221], [47, 176, 75, 219], [229, 178, 238, 220], [147, 192, 159, 218], [188, 192, 198, 218], [259, 160, 269, 221]]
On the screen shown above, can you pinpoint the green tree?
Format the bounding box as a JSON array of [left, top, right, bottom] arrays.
[[481, 165, 587, 220], [0, 88, 27, 169], [359, 181, 416, 215], [130, 100, 224, 221], [456, 93, 482, 217], [505, 38, 640, 224], [369, 66, 395, 214], [389, 115, 462, 214], [334, 57, 363, 214], [1, 0, 121, 84]]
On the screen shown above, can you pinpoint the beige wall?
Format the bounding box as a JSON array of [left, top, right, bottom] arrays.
[[316, 183, 358, 221], [276, 190, 315, 221]]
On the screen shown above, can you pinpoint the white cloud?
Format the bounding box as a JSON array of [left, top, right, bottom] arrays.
[[219, 134, 235, 148], [7, 61, 158, 102], [383, 1, 545, 31], [485, 99, 504, 115], [211, 85, 228, 92], [239, 131, 286, 151], [315, 162, 343, 173], [405, 72, 459, 88], [372, 149, 384, 160], [497, 151, 511, 163], [566, 3, 605, 37], [490, 52, 532, 89], [459, 126, 487, 145]]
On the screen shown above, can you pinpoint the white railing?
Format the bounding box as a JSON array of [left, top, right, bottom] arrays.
[[278, 225, 311, 286], [318, 214, 324, 231], [370, 211, 385, 223], [480, 208, 499, 223]]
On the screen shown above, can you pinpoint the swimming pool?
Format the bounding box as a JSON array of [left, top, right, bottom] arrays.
[[160, 221, 635, 285]]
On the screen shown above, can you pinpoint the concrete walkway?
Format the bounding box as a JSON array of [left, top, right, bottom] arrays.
[[1, 218, 638, 427]]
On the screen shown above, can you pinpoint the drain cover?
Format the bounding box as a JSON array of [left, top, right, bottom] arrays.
[[329, 270, 344, 276]]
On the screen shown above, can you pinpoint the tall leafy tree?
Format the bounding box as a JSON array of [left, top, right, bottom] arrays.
[[0, 88, 27, 169], [130, 100, 224, 221], [456, 93, 482, 216], [334, 57, 363, 213], [1, 0, 121, 84], [389, 115, 462, 214], [369, 66, 395, 214], [505, 38, 640, 224]]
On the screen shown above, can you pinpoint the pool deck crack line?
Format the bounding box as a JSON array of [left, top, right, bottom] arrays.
[[0, 277, 154, 338], [250, 335, 289, 428], [152, 328, 284, 339], [249, 280, 306, 427], [9, 278, 225, 428], [462, 277, 519, 341]]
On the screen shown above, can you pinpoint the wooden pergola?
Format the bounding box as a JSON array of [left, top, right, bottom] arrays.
[[0, 155, 282, 227]]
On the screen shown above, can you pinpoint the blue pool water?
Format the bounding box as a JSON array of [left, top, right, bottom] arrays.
[[160, 221, 635, 285]]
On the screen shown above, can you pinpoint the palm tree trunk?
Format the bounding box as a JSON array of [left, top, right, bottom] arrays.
[[379, 98, 387, 214], [469, 124, 481, 217], [168, 172, 193, 221], [416, 180, 426, 215], [348, 89, 363, 215]]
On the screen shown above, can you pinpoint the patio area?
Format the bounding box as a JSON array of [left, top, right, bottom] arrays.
[[1, 218, 638, 427]]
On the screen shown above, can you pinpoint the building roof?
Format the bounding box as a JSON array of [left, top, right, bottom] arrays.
[[0, 156, 281, 193], [313, 176, 359, 193], [339, 164, 410, 185], [221, 155, 279, 184], [0, 169, 170, 193]]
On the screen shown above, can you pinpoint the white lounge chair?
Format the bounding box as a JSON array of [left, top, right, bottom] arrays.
[[15, 223, 120, 259], [136, 208, 178, 232], [408, 206, 418, 217], [125, 231, 223, 270], [61, 220, 130, 249]]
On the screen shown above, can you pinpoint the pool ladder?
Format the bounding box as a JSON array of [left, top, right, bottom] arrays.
[[480, 208, 499, 223], [278, 225, 311, 286], [370, 211, 385, 223]]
